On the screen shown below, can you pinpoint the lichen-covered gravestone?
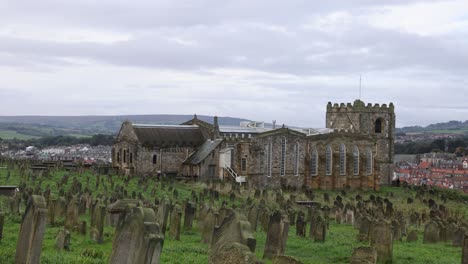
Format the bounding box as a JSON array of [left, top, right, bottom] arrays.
[[263, 210, 289, 259], [169, 205, 182, 241], [15, 195, 48, 264], [423, 220, 440, 244], [370, 220, 393, 264], [209, 209, 258, 264], [463, 233, 468, 264], [90, 201, 106, 243], [350, 246, 377, 264], [109, 206, 164, 264], [55, 229, 71, 250]]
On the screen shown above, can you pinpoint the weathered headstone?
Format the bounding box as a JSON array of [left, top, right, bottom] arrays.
[[109, 207, 164, 264], [407, 230, 418, 242], [55, 229, 71, 250], [423, 220, 440, 244], [370, 220, 393, 264], [209, 209, 257, 264], [296, 211, 306, 237], [91, 201, 106, 243], [264, 210, 289, 259], [357, 215, 372, 242], [15, 195, 48, 264], [183, 201, 196, 231], [169, 205, 182, 241], [350, 247, 377, 264], [65, 197, 79, 230], [156, 198, 171, 235]]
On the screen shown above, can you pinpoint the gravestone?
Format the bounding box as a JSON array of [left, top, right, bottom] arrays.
[[407, 230, 418, 242], [264, 210, 289, 259], [350, 247, 377, 264], [90, 201, 106, 243], [346, 210, 355, 225], [183, 201, 196, 231], [209, 209, 257, 264], [423, 220, 440, 244], [357, 215, 372, 242], [15, 195, 48, 264], [296, 211, 306, 237], [169, 205, 182, 241], [202, 209, 217, 244], [156, 198, 171, 235], [370, 220, 393, 264], [0, 211, 4, 241], [247, 206, 259, 232], [55, 229, 71, 250], [463, 233, 468, 264], [65, 197, 79, 230], [109, 207, 164, 264]]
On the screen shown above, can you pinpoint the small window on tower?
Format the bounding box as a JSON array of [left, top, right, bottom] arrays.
[[375, 119, 382, 134]]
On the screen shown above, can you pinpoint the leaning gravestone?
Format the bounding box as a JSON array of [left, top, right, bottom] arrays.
[[183, 201, 196, 231], [15, 195, 48, 264], [90, 201, 106, 243], [209, 209, 258, 264], [109, 206, 164, 264], [264, 210, 289, 259], [370, 220, 392, 264]]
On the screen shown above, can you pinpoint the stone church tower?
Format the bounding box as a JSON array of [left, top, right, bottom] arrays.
[[325, 99, 395, 185]]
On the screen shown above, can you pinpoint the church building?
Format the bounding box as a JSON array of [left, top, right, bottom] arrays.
[[112, 100, 395, 190]]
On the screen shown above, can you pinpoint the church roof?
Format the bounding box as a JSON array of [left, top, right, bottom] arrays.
[[183, 139, 224, 165], [133, 124, 205, 148]]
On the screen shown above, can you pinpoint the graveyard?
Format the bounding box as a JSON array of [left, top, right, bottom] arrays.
[[0, 160, 467, 264]]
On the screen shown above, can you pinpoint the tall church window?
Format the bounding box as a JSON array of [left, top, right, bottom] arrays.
[[280, 137, 286, 176], [129, 152, 133, 164], [241, 158, 247, 172], [366, 148, 373, 175], [117, 150, 121, 163], [375, 119, 382, 134], [353, 146, 359, 175], [266, 142, 272, 177], [294, 142, 300, 176], [326, 145, 332, 176], [339, 143, 346, 175], [311, 147, 318, 176], [152, 154, 157, 165], [123, 149, 127, 163]]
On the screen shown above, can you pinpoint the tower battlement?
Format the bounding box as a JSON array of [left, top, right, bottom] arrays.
[[327, 100, 394, 113]]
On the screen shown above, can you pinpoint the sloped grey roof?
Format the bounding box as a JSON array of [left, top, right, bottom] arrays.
[[133, 124, 205, 148], [183, 139, 224, 165]]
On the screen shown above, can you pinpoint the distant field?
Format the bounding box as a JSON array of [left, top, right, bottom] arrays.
[[0, 129, 39, 140], [425, 129, 468, 134]]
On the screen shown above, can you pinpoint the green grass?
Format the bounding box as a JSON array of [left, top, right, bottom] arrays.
[[0, 130, 40, 140], [0, 164, 466, 263]]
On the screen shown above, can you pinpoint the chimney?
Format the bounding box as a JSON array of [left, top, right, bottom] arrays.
[[272, 120, 277, 129]]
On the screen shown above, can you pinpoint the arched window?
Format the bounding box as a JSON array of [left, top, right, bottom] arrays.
[[366, 148, 373, 175], [326, 145, 332, 176], [266, 141, 272, 177], [129, 152, 133, 164], [152, 154, 157, 165], [375, 119, 383, 133], [311, 147, 318, 176], [294, 142, 300, 176], [123, 149, 127, 163], [353, 146, 359, 175], [339, 143, 346, 175], [117, 150, 121, 163]]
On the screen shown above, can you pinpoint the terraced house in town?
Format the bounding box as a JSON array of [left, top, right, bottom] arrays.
[[112, 100, 395, 190]]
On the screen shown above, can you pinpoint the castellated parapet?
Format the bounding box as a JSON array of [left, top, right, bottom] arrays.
[[327, 100, 395, 113]]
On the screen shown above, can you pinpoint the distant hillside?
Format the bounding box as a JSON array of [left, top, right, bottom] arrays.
[[0, 115, 250, 140], [397, 120, 468, 134]]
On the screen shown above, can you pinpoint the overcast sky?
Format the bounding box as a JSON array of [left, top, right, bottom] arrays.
[[0, 0, 467, 127]]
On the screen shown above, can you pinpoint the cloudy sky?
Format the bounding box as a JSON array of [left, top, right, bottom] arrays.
[[0, 0, 467, 127]]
